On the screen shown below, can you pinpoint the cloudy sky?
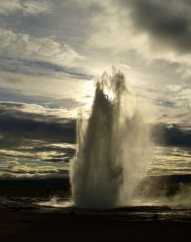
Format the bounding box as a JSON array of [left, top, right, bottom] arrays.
[[1, 0, 191, 123]]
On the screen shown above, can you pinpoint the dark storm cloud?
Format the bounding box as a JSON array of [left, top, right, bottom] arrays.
[[152, 123, 191, 147], [0, 102, 76, 143], [1, 101, 191, 148], [0, 98, 191, 149], [120, 0, 191, 52]]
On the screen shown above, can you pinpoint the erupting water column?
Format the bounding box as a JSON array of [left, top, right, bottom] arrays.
[[70, 71, 151, 208]]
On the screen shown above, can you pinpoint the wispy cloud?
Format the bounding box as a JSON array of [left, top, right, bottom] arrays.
[[0, 27, 92, 87], [0, 0, 190, 123], [0, 0, 51, 16], [0, 56, 92, 80], [0, 28, 82, 65]]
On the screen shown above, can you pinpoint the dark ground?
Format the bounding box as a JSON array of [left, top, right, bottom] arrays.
[[0, 175, 191, 242], [0, 206, 190, 242]]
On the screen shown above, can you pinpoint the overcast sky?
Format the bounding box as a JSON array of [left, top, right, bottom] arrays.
[[0, 0, 191, 123]]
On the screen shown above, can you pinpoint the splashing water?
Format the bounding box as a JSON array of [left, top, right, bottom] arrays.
[[70, 71, 152, 208]]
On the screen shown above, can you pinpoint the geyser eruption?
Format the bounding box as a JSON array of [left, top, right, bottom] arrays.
[[70, 71, 151, 208]]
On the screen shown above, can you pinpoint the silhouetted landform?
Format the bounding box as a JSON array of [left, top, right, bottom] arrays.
[[137, 174, 191, 198], [0, 175, 70, 198], [0, 173, 191, 201], [152, 123, 191, 147]]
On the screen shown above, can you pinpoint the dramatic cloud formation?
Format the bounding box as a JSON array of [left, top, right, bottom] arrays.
[[0, 27, 91, 101], [76, 0, 191, 122], [0, 28, 82, 66], [0, 0, 51, 16], [123, 0, 191, 53], [0, 0, 191, 122], [88, 0, 191, 62], [0, 102, 76, 143]]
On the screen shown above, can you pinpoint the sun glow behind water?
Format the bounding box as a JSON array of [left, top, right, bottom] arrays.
[[71, 71, 152, 208]]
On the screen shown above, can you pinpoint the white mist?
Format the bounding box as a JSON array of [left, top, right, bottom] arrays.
[[70, 71, 151, 208]]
